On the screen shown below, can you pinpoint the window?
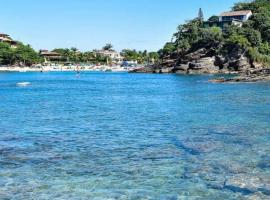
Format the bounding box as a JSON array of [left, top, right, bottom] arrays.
[[222, 15, 245, 21]]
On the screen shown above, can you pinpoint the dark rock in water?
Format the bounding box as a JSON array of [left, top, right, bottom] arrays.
[[225, 174, 270, 196], [170, 137, 201, 155], [224, 185, 255, 195], [257, 155, 270, 169], [210, 68, 270, 83], [129, 65, 157, 73], [129, 65, 174, 74]]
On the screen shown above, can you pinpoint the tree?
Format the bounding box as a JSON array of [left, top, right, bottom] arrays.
[[247, 12, 270, 42], [0, 42, 13, 65], [53, 48, 71, 62], [71, 47, 78, 52], [198, 8, 204, 21], [208, 15, 219, 22], [228, 34, 251, 48], [14, 43, 41, 66], [148, 52, 160, 63], [233, 0, 270, 13], [199, 27, 223, 45], [242, 28, 262, 47], [159, 42, 176, 56], [103, 43, 113, 51], [173, 18, 203, 52]]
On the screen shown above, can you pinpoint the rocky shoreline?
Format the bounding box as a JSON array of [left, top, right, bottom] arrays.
[[210, 68, 270, 83], [130, 46, 270, 82]]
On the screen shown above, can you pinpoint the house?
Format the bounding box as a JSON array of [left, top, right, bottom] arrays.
[[203, 10, 252, 30], [39, 50, 62, 63], [95, 50, 123, 64], [219, 10, 252, 22], [0, 33, 18, 48]]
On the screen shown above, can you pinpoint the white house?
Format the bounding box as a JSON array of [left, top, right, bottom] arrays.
[[95, 50, 123, 64], [219, 10, 253, 22]]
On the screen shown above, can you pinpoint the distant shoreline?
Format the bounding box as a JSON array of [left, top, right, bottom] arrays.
[[0, 65, 134, 73]]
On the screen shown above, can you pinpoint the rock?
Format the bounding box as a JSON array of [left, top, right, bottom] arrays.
[[187, 57, 220, 74], [129, 65, 158, 73], [189, 62, 203, 69], [252, 61, 264, 69], [185, 48, 208, 60], [225, 174, 270, 196], [174, 64, 189, 71], [160, 67, 174, 73], [209, 78, 226, 83], [162, 59, 177, 68], [210, 68, 270, 82], [130, 46, 264, 75], [235, 55, 251, 71], [214, 55, 226, 69]]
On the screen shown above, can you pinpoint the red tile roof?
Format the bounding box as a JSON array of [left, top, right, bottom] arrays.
[[220, 10, 252, 17]]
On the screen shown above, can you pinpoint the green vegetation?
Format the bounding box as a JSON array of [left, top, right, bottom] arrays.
[[0, 42, 41, 66], [0, 39, 160, 66], [160, 0, 270, 66], [52, 48, 102, 63], [121, 49, 159, 64]]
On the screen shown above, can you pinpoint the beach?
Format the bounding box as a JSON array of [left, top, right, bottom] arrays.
[[0, 65, 130, 72]]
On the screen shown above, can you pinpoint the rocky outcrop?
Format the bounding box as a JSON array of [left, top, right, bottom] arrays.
[[210, 68, 270, 83], [130, 47, 259, 75], [130, 65, 174, 74], [187, 57, 220, 74]]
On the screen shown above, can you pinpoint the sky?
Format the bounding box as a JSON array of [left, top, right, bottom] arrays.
[[0, 0, 239, 52]]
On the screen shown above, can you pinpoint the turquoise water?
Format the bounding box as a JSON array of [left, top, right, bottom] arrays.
[[0, 72, 270, 199]]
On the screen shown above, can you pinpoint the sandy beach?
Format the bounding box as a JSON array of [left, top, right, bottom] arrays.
[[0, 65, 130, 72]]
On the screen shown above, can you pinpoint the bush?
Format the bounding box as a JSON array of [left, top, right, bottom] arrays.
[[259, 42, 270, 55], [0, 42, 14, 65], [248, 47, 270, 66], [226, 34, 251, 49], [199, 27, 223, 44], [242, 28, 262, 47]]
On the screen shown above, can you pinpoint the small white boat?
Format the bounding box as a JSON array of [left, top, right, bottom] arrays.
[[16, 82, 31, 87]]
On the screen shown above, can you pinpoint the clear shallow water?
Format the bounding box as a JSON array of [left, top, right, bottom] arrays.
[[0, 72, 270, 200]]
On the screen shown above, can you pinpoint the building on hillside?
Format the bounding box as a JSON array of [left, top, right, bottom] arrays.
[[95, 50, 123, 64], [219, 10, 252, 22], [0, 33, 18, 48], [39, 50, 62, 63], [203, 10, 252, 30]]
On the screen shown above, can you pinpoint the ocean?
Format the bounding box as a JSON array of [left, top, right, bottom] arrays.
[[0, 72, 269, 199]]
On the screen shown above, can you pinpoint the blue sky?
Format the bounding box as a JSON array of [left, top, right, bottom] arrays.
[[0, 0, 238, 51]]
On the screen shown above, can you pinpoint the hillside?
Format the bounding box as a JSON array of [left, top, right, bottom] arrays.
[[132, 0, 270, 76]]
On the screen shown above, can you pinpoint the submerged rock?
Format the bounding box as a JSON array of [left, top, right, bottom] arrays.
[[225, 174, 270, 196]]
